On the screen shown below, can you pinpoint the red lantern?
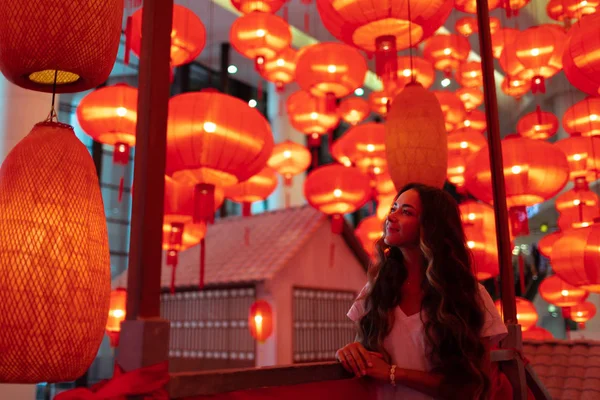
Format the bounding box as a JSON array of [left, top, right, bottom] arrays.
[[330, 123, 387, 176], [423, 35, 471, 76], [501, 76, 531, 99], [504, 0, 532, 16], [456, 61, 483, 88], [459, 201, 497, 234], [563, 0, 600, 19], [460, 110, 487, 133], [286, 91, 340, 147], [517, 106, 559, 140], [0, 0, 122, 93], [339, 97, 370, 126], [522, 326, 553, 340], [433, 91, 467, 132], [464, 224, 499, 281], [563, 97, 600, 137], [369, 86, 399, 117], [455, 16, 500, 37], [106, 288, 127, 348], [394, 56, 436, 89], [232, 0, 285, 13], [268, 141, 312, 186], [131, 5, 206, 68], [224, 167, 278, 216], [538, 230, 563, 259], [495, 297, 538, 331], [556, 178, 599, 230], [230, 12, 291, 71], [539, 275, 589, 308], [492, 28, 519, 59], [248, 300, 274, 342], [563, 13, 600, 96], [456, 87, 484, 112], [447, 128, 487, 187], [373, 170, 396, 196], [260, 47, 296, 90], [569, 302, 597, 324], [555, 134, 600, 182], [455, 0, 500, 13], [355, 216, 384, 256], [295, 43, 367, 111], [551, 225, 600, 292], [547, 0, 567, 22]]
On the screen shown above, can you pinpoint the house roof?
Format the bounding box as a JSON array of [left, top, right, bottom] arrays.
[[523, 339, 600, 400], [113, 205, 370, 289]]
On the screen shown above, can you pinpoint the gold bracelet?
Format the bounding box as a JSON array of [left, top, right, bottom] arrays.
[[389, 364, 397, 387]]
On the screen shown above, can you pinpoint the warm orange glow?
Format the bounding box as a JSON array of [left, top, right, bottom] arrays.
[[231, 0, 285, 13], [106, 288, 127, 348], [456, 87, 484, 112], [230, 12, 291, 65], [432, 91, 467, 132], [376, 193, 397, 220], [569, 302, 597, 323], [393, 56, 436, 89], [423, 34, 470, 74], [455, 16, 500, 37], [260, 47, 296, 88], [564, 0, 600, 19], [564, 97, 600, 137], [295, 42, 367, 99], [522, 326, 554, 340], [268, 141, 312, 182], [492, 28, 520, 59], [368, 85, 399, 117], [355, 215, 384, 256], [330, 123, 386, 175], [556, 180, 599, 230], [495, 297, 538, 331], [456, 61, 483, 88], [248, 300, 274, 342], [501, 77, 531, 99], [513, 25, 566, 80], [224, 167, 278, 204], [459, 110, 487, 133], [447, 128, 487, 186], [517, 109, 559, 140], [455, 0, 500, 13], [538, 230, 563, 259], [539, 275, 589, 308], [338, 97, 370, 125], [459, 201, 497, 233], [463, 224, 499, 280], [286, 91, 340, 137], [555, 135, 600, 182], [131, 5, 205, 67]]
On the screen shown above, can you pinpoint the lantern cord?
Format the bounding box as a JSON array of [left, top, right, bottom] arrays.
[[407, 0, 414, 83], [47, 69, 59, 122]]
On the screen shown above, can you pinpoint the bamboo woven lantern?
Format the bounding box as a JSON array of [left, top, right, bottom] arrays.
[[556, 179, 599, 230], [106, 288, 127, 348], [232, 0, 285, 13], [495, 298, 538, 331], [394, 56, 436, 89], [338, 97, 370, 126], [286, 90, 340, 145], [131, 5, 206, 68], [501, 77, 531, 99], [538, 230, 563, 259], [463, 224, 499, 281], [517, 107, 559, 140], [249, 300, 274, 342], [456, 87, 484, 112], [555, 135, 600, 182], [224, 167, 278, 215], [456, 61, 483, 88], [0, 0, 122, 92], [491, 28, 519, 59], [432, 91, 467, 132], [423, 34, 470, 76], [563, 97, 600, 137], [539, 275, 589, 308], [385, 83, 448, 190], [455, 16, 500, 37], [267, 140, 312, 185], [522, 326, 553, 340], [259, 47, 296, 90], [0, 121, 110, 383], [355, 215, 384, 256]]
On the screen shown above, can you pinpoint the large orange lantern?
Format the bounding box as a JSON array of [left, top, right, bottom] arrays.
[[260, 47, 296, 90], [0, 122, 110, 383], [0, 1, 122, 92], [492, 28, 519, 59], [330, 122, 386, 176], [464, 224, 499, 281], [394, 56, 436, 89], [516, 106, 559, 140], [538, 230, 563, 259], [556, 178, 599, 230], [106, 288, 127, 348], [455, 16, 500, 37], [555, 134, 600, 182], [248, 300, 274, 342], [456, 61, 483, 88], [551, 225, 600, 292], [433, 91, 467, 132], [131, 5, 205, 69], [286, 90, 340, 147], [423, 34, 471, 76], [224, 167, 278, 215], [456, 87, 484, 112], [522, 326, 553, 340], [563, 13, 600, 96], [495, 298, 538, 331], [338, 97, 370, 126], [563, 97, 600, 137], [232, 0, 285, 13], [501, 77, 531, 99], [355, 216, 384, 256], [295, 43, 367, 111], [386, 84, 448, 189], [539, 275, 589, 308], [230, 12, 291, 70]]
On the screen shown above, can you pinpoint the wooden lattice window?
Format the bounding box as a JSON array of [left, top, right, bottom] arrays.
[[161, 287, 256, 370], [292, 287, 357, 363]]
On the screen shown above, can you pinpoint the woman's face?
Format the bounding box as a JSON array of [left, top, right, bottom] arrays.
[[384, 189, 422, 248]]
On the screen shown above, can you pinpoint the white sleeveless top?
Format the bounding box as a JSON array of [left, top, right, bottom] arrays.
[[347, 283, 507, 400]]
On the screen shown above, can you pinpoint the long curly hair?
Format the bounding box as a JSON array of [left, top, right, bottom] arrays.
[[356, 183, 489, 399]]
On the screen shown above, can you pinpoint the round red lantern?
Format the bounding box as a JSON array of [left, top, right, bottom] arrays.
[[456, 87, 484, 112], [423, 34, 471, 76], [464, 224, 499, 281], [338, 97, 371, 126], [522, 326, 553, 340], [0, 122, 110, 382], [232, 0, 285, 13], [374, 170, 396, 196], [459, 201, 497, 233], [286, 90, 340, 145], [517, 107, 559, 140], [455, 16, 500, 37], [492, 28, 519, 59], [563, 97, 600, 137], [433, 91, 467, 132], [0, 0, 122, 92], [547, 0, 567, 21], [447, 128, 487, 187], [355, 216, 384, 256], [394, 56, 436, 89], [456, 61, 483, 88], [224, 167, 278, 215], [569, 302, 597, 324], [539, 275, 589, 308], [563, 0, 600, 19], [295, 42, 367, 110], [230, 12, 291, 70], [501, 76, 531, 99], [268, 140, 312, 185], [551, 225, 600, 292], [455, 0, 501, 13], [260, 47, 296, 90], [563, 13, 600, 96], [460, 110, 487, 132], [538, 230, 563, 259], [556, 178, 599, 230], [499, 44, 528, 80], [106, 288, 127, 348], [555, 134, 600, 182], [248, 300, 274, 342], [330, 122, 386, 175], [495, 297, 538, 331], [369, 86, 399, 117], [131, 5, 206, 68]]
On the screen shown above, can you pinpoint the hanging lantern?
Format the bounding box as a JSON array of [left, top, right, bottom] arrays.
[[106, 288, 127, 348], [495, 297, 538, 331], [286, 90, 340, 147], [455, 16, 501, 37], [555, 134, 600, 182], [386, 83, 448, 190], [433, 91, 467, 133], [492, 28, 519, 59], [232, 0, 285, 13], [447, 128, 487, 187], [267, 140, 312, 186], [355, 216, 384, 256], [563, 0, 600, 20], [551, 224, 600, 292], [547, 0, 567, 22], [463, 224, 499, 281], [330, 122, 387, 176], [499, 43, 528, 82], [456, 87, 484, 112], [538, 230, 563, 259], [230, 12, 291, 71], [259, 47, 296, 91], [456, 61, 483, 88], [338, 97, 370, 126], [563, 97, 600, 137], [459, 201, 496, 233], [501, 76, 531, 99], [423, 34, 471, 77], [563, 13, 600, 96], [369, 86, 399, 118], [0, 1, 122, 92], [131, 5, 206, 69], [504, 0, 532, 16], [556, 178, 599, 230], [224, 167, 278, 216], [373, 170, 396, 196], [459, 110, 487, 133], [568, 302, 597, 327], [315, 0, 453, 81], [539, 275, 589, 308], [0, 121, 110, 383], [248, 300, 274, 342], [394, 56, 436, 90], [455, 0, 500, 14], [516, 106, 559, 140], [295, 43, 367, 112], [522, 326, 553, 340]]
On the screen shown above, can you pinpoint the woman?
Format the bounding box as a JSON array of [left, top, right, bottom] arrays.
[[337, 183, 507, 400]]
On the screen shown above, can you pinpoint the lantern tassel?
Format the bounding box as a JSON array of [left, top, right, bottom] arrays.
[[242, 202, 252, 217], [166, 250, 179, 295], [325, 92, 336, 113], [124, 16, 132, 66], [199, 238, 206, 289], [531, 75, 546, 94], [194, 184, 215, 224], [508, 205, 530, 236]]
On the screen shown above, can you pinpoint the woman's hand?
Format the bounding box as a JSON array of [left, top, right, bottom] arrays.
[[335, 342, 373, 377], [364, 353, 391, 382]]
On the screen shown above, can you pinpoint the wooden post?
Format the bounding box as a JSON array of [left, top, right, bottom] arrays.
[[117, 0, 174, 372]]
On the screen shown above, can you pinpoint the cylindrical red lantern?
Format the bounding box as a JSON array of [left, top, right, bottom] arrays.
[[556, 178, 599, 230], [455, 16, 500, 37], [260, 47, 296, 90], [248, 300, 274, 342], [495, 297, 538, 331], [0, 122, 110, 382], [517, 107, 559, 140], [0, 1, 122, 92], [459, 201, 496, 232], [456, 61, 483, 88], [555, 135, 600, 182], [131, 5, 206, 68], [563, 97, 600, 137], [539, 275, 589, 308], [423, 34, 471, 76], [355, 216, 384, 256], [267, 140, 312, 185], [106, 288, 127, 348], [456, 87, 484, 112], [232, 0, 285, 13], [338, 97, 370, 126], [224, 167, 278, 215], [230, 12, 291, 71], [433, 91, 467, 132]]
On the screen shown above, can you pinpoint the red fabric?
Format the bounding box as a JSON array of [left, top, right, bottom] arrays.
[[55, 362, 169, 400]]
